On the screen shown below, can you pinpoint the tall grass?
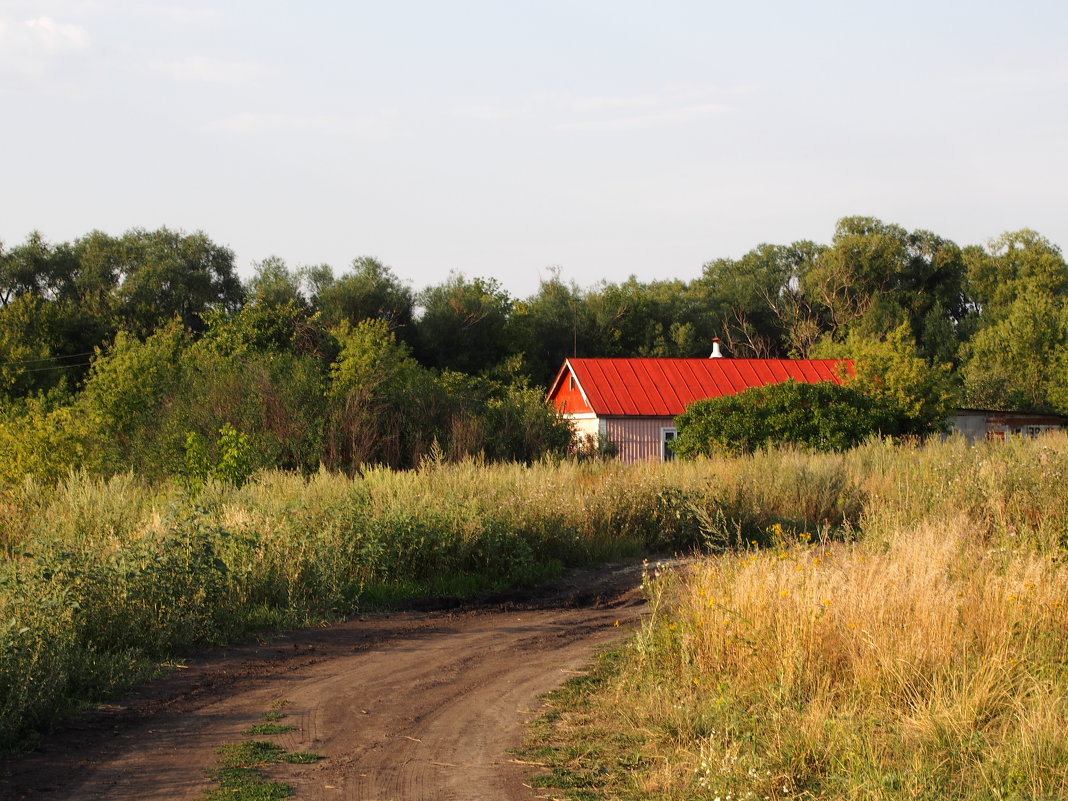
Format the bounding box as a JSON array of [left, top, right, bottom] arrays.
[[5, 433, 1068, 773], [525, 433, 1068, 800], [0, 457, 707, 752]]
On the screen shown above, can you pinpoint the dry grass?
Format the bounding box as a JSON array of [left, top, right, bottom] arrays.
[[526, 434, 1068, 801]]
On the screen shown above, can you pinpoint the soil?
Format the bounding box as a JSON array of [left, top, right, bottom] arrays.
[[0, 560, 652, 801]]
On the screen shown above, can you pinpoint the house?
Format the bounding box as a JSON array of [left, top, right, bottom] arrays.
[[950, 409, 1063, 441], [547, 347, 852, 462]]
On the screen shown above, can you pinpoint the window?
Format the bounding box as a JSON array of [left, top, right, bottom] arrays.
[[661, 427, 678, 462]]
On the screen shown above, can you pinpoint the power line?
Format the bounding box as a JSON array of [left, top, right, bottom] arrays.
[[10, 361, 93, 374], [0, 351, 95, 368]]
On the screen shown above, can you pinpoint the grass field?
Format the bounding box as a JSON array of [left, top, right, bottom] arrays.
[[4, 432, 1066, 801], [522, 434, 1068, 800]]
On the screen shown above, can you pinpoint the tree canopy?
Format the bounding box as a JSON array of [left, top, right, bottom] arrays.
[[2, 216, 1067, 484]]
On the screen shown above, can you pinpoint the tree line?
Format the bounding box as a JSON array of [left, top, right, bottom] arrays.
[[1, 217, 1066, 481]]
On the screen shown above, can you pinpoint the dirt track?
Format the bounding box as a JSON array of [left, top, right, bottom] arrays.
[[1, 562, 649, 801]]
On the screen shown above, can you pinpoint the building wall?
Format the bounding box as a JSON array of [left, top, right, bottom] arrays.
[[548, 369, 592, 414], [950, 410, 1062, 442], [567, 415, 600, 441], [604, 416, 677, 463]]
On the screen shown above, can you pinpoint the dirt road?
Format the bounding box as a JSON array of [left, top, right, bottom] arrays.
[[1, 562, 649, 801]]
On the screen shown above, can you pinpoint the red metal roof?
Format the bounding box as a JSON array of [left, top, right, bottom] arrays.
[[548, 357, 853, 417]]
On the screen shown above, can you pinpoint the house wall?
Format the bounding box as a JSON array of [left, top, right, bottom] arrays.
[[604, 416, 676, 463], [549, 370, 593, 415], [950, 411, 1062, 441], [567, 415, 600, 441]]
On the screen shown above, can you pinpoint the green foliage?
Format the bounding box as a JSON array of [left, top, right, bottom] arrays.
[[672, 380, 892, 457], [415, 272, 512, 373], [110, 227, 244, 337], [964, 229, 1068, 323], [961, 287, 1068, 413], [815, 323, 957, 436], [482, 381, 574, 463], [185, 424, 256, 494], [0, 295, 60, 398], [326, 318, 441, 468], [507, 271, 591, 384], [699, 242, 811, 357], [247, 256, 306, 310], [79, 322, 189, 474], [309, 256, 414, 333]]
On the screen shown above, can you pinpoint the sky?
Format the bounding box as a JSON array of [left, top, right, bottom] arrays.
[[2, 1, 1067, 299]]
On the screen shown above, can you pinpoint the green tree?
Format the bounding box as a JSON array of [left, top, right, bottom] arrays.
[[327, 318, 442, 469], [309, 257, 414, 334], [79, 321, 190, 474], [964, 230, 1068, 323], [508, 270, 592, 384], [960, 288, 1068, 412], [0, 232, 117, 394], [699, 242, 820, 357], [814, 323, 957, 436], [247, 256, 307, 309], [112, 228, 244, 337], [414, 273, 512, 373]]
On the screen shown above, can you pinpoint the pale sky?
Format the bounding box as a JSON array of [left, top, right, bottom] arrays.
[[2, 1, 1066, 299]]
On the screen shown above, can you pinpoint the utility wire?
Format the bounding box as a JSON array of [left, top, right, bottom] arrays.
[[0, 350, 96, 368], [9, 361, 93, 374]]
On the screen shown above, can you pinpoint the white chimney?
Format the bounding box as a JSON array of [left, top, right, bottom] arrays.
[[710, 337, 723, 358]]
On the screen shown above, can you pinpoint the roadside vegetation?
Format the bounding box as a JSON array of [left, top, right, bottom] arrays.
[[0, 457, 703, 752], [522, 433, 1068, 800]]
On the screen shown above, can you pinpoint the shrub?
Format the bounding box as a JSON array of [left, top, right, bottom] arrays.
[[672, 379, 894, 457]]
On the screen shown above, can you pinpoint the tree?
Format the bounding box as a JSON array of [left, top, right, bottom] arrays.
[[112, 228, 244, 337], [327, 318, 442, 469], [508, 270, 591, 385], [247, 256, 307, 309], [592, 276, 711, 358], [960, 288, 1068, 412], [699, 243, 819, 357], [414, 273, 512, 373], [964, 230, 1068, 322], [309, 257, 414, 333], [813, 323, 957, 437], [79, 321, 190, 474]]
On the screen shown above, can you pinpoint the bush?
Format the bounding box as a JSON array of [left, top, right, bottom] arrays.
[[672, 379, 894, 457]]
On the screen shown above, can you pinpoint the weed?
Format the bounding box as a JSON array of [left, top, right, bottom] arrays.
[[242, 723, 296, 736], [204, 705, 323, 801]]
